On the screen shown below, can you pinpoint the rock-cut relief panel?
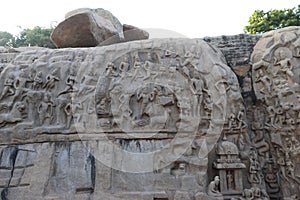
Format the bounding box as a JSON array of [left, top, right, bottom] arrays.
[[0, 49, 90, 138], [94, 41, 245, 137], [251, 26, 300, 199]]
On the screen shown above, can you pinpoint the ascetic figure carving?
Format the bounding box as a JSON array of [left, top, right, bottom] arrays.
[[207, 176, 223, 199]]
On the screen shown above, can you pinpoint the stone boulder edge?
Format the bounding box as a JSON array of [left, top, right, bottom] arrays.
[[51, 8, 149, 48]]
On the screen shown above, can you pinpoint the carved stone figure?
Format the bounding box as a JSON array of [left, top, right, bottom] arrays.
[[0, 73, 15, 100], [58, 68, 78, 96], [207, 176, 223, 199], [43, 68, 60, 91], [32, 71, 43, 90], [38, 93, 54, 126]]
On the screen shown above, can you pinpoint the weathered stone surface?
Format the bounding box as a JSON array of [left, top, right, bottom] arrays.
[[51, 8, 124, 48], [204, 34, 261, 104], [4, 26, 300, 199], [251, 26, 300, 199], [51, 8, 149, 48], [204, 34, 261, 68], [0, 46, 20, 73], [0, 38, 244, 199], [123, 24, 149, 42]]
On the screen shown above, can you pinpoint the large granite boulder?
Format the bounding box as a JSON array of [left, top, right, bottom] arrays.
[[251, 26, 300, 199], [51, 8, 149, 48], [123, 24, 149, 42], [0, 38, 244, 199]]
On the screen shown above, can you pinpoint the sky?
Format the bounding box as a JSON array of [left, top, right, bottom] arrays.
[[0, 0, 299, 38]]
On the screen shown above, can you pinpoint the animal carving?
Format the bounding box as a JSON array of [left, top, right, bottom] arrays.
[[0, 102, 25, 127]]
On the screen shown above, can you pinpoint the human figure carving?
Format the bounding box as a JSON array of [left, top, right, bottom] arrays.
[[131, 56, 143, 81], [14, 70, 32, 94], [77, 70, 97, 97], [276, 148, 289, 182], [274, 47, 294, 79], [226, 171, 234, 190], [143, 53, 158, 80], [190, 70, 205, 117], [236, 110, 247, 130], [119, 56, 130, 78], [43, 68, 60, 91], [254, 68, 272, 94], [58, 69, 78, 96], [0, 73, 15, 100], [55, 96, 68, 126], [207, 176, 223, 198], [242, 188, 254, 200], [38, 93, 54, 126], [105, 62, 118, 77], [248, 150, 262, 184], [135, 86, 155, 123], [32, 71, 43, 90], [227, 113, 236, 130], [64, 99, 74, 129], [214, 78, 229, 115]]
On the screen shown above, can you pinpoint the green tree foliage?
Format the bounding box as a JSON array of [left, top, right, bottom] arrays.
[[0, 31, 14, 47], [244, 5, 300, 34], [0, 26, 55, 48]]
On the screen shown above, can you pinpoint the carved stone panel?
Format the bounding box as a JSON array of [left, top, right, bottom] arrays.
[[251, 26, 300, 199], [0, 38, 245, 199]]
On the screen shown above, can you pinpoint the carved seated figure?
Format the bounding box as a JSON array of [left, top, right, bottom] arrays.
[[207, 176, 224, 199]]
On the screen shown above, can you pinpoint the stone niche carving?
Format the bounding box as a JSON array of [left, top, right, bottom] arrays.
[[251, 26, 300, 199], [0, 38, 246, 199], [214, 140, 246, 197]]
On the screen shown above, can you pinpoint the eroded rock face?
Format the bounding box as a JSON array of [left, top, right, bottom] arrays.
[[251, 26, 300, 199], [0, 38, 245, 199], [51, 8, 123, 48], [51, 8, 149, 48], [123, 24, 149, 42]]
